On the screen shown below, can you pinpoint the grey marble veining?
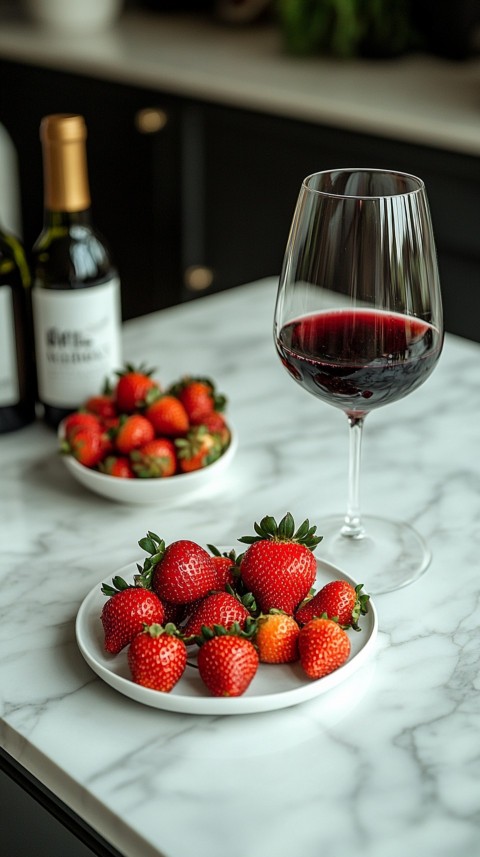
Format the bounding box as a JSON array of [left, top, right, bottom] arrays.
[[2, 278, 480, 857]]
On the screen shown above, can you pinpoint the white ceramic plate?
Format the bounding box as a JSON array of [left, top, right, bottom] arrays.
[[59, 424, 237, 505], [75, 557, 377, 715]]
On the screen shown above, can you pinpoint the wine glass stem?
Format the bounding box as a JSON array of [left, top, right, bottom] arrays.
[[341, 415, 366, 539]]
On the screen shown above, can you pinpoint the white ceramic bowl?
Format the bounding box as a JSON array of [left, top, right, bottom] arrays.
[[58, 426, 238, 506]]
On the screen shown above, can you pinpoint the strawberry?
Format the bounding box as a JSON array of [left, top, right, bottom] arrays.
[[298, 617, 351, 679], [176, 379, 215, 423], [99, 455, 135, 478], [63, 411, 103, 440], [62, 424, 111, 468], [114, 414, 155, 454], [115, 363, 159, 413], [212, 555, 236, 589], [196, 410, 231, 447], [207, 546, 239, 590], [295, 580, 369, 630], [130, 437, 177, 478], [254, 611, 300, 664], [85, 393, 117, 424], [175, 426, 222, 473], [139, 531, 219, 605], [197, 626, 259, 697], [182, 590, 254, 639], [100, 576, 165, 654], [169, 376, 226, 424], [238, 512, 322, 615], [145, 394, 189, 437], [127, 623, 187, 692], [162, 600, 195, 627]]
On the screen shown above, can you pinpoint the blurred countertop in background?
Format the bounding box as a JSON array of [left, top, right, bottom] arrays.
[[0, 7, 478, 156]]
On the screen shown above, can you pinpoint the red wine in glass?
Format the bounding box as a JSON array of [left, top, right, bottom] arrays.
[[274, 168, 444, 594], [277, 308, 442, 417]]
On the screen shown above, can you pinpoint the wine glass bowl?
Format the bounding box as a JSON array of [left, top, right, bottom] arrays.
[[274, 168, 444, 594]]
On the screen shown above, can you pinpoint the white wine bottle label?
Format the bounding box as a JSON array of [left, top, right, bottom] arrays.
[[0, 284, 20, 406], [32, 277, 122, 408]]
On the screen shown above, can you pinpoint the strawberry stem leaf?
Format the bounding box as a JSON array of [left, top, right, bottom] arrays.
[[238, 512, 323, 550], [115, 362, 156, 378], [137, 531, 166, 587], [101, 575, 132, 596]]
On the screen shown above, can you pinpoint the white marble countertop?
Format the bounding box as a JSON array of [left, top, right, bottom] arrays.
[[2, 277, 480, 857], [0, 9, 479, 156]]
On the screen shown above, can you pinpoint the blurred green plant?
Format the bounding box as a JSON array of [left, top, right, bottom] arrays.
[[276, 0, 419, 58]]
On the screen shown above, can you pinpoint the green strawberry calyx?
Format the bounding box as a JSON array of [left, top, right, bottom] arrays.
[[224, 584, 257, 615], [115, 361, 156, 379], [238, 512, 323, 551], [101, 574, 150, 597], [135, 530, 166, 587], [130, 448, 172, 479], [350, 583, 370, 630], [175, 425, 223, 465], [141, 622, 183, 639], [192, 618, 257, 648], [207, 544, 237, 561]]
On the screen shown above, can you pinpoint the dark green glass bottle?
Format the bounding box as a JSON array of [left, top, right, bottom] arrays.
[[0, 224, 36, 432], [32, 114, 122, 429]]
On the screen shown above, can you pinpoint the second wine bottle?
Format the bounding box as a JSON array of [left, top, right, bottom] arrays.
[[32, 113, 122, 429]]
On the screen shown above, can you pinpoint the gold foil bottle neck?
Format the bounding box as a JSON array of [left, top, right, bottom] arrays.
[[40, 114, 91, 212]]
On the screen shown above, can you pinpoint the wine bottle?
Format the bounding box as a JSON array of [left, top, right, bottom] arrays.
[[32, 113, 122, 429], [0, 225, 36, 433]]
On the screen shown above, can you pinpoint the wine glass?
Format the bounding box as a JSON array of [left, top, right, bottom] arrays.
[[274, 168, 444, 595]]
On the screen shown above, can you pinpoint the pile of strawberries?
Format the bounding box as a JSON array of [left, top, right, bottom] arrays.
[[100, 512, 370, 698], [60, 364, 231, 477]]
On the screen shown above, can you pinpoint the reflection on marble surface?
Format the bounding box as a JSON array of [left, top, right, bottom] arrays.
[[2, 279, 480, 857]]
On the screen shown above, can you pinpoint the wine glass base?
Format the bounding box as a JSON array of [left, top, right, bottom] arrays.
[[315, 514, 431, 596]]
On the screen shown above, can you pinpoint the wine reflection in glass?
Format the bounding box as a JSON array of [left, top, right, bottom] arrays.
[[274, 168, 444, 595]]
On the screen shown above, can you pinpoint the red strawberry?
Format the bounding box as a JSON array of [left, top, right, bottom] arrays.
[[130, 437, 177, 478], [139, 531, 219, 605], [177, 380, 214, 422], [196, 410, 231, 447], [182, 590, 253, 639], [197, 629, 259, 697], [100, 577, 165, 654], [169, 376, 226, 424], [115, 363, 159, 413], [212, 555, 236, 589], [145, 394, 189, 437], [298, 617, 351, 679], [162, 600, 194, 627], [63, 411, 103, 440], [296, 580, 369, 630], [127, 623, 187, 691], [207, 546, 239, 590], [175, 426, 222, 473], [85, 393, 117, 424], [99, 455, 135, 478], [238, 513, 321, 615], [62, 424, 111, 468], [114, 414, 155, 454], [254, 611, 300, 664]]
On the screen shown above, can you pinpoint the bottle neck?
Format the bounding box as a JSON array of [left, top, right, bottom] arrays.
[[42, 209, 93, 230], [41, 129, 91, 213]]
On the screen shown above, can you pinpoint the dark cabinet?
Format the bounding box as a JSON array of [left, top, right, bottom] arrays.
[[0, 59, 479, 339], [0, 61, 182, 321], [0, 750, 122, 857], [199, 102, 480, 339]]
